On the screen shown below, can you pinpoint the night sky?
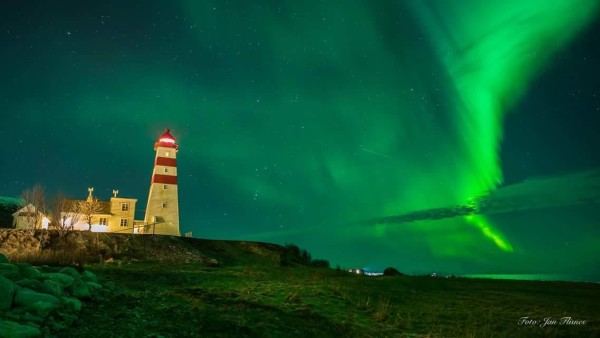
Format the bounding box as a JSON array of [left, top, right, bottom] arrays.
[[1, 1, 599, 279]]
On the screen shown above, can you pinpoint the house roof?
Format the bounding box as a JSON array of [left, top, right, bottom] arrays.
[[154, 128, 178, 150], [158, 128, 176, 142], [12, 204, 48, 217]]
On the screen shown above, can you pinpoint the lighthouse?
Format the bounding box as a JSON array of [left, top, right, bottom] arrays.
[[144, 128, 180, 236]]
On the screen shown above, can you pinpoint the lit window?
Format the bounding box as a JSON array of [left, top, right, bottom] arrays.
[[121, 203, 129, 211], [162, 202, 168, 208], [99, 218, 107, 226], [164, 168, 169, 173], [120, 219, 128, 227], [165, 152, 170, 157], [163, 185, 167, 190]]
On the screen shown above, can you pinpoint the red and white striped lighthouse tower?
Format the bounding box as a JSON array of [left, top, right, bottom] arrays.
[[144, 128, 180, 236]]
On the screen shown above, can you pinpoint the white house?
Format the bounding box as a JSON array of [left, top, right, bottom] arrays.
[[12, 203, 50, 230]]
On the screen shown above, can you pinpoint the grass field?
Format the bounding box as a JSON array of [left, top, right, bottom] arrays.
[[1, 231, 597, 337], [62, 262, 599, 337]]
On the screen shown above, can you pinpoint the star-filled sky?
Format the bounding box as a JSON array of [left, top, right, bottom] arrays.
[[1, 1, 599, 280]]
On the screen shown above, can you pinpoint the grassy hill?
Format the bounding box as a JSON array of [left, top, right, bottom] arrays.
[[1, 230, 599, 337]]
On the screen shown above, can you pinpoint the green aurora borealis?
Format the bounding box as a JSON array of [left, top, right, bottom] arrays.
[[1, 1, 599, 279]]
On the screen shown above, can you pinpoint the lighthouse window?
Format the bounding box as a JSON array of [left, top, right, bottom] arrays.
[[164, 168, 169, 173], [162, 202, 168, 208], [163, 185, 167, 190], [121, 203, 129, 211], [120, 219, 128, 227], [165, 151, 170, 157]]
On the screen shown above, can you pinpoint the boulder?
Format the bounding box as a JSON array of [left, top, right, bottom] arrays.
[[0, 276, 17, 311], [0, 263, 19, 272], [41, 279, 64, 297], [61, 296, 82, 312], [14, 263, 32, 268], [0, 320, 42, 338], [14, 288, 61, 317], [28, 301, 58, 318], [0, 253, 9, 263], [80, 270, 98, 283], [0, 264, 21, 281], [16, 279, 44, 293], [43, 273, 75, 288], [56, 312, 78, 328], [68, 279, 91, 299], [86, 281, 103, 293], [59, 267, 80, 279], [19, 266, 42, 280], [20, 312, 45, 325]]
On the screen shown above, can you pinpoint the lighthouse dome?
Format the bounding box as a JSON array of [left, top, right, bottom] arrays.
[[154, 128, 178, 150]]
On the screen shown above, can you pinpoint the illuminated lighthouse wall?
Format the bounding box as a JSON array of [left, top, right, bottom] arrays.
[[144, 129, 181, 236]]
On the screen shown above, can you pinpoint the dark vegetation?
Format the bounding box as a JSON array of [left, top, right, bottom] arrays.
[[0, 230, 598, 337], [280, 243, 330, 268], [383, 267, 404, 277], [0, 198, 21, 228]]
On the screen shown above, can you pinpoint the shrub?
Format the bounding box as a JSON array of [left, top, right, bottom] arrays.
[[383, 267, 404, 276], [310, 259, 330, 268], [280, 243, 330, 269]]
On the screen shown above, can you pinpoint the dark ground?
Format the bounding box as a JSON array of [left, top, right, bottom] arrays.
[[1, 231, 599, 337]]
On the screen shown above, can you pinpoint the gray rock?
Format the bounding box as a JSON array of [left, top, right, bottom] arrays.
[[14, 263, 31, 268], [19, 266, 42, 280], [20, 312, 44, 325], [0, 320, 42, 338], [61, 296, 82, 312], [14, 288, 61, 316], [28, 301, 58, 318], [0, 263, 18, 272], [59, 267, 80, 279], [0, 276, 17, 311], [0, 253, 10, 263], [57, 312, 78, 327], [41, 279, 64, 297], [68, 279, 91, 299], [16, 279, 44, 293], [43, 273, 75, 288], [0, 264, 21, 281], [80, 270, 98, 283], [86, 281, 103, 293]]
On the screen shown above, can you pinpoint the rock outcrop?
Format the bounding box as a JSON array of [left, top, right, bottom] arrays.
[[0, 257, 105, 338]]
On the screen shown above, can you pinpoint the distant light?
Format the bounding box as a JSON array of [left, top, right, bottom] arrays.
[[159, 138, 175, 144], [364, 272, 384, 276]]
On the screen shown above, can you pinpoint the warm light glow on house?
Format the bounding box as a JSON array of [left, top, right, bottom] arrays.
[[90, 224, 109, 232], [41, 217, 49, 230]]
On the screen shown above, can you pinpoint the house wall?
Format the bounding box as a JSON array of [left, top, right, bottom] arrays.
[[12, 204, 49, 230], [67, 197, 137, 233], [108, 197, 137, 233]]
